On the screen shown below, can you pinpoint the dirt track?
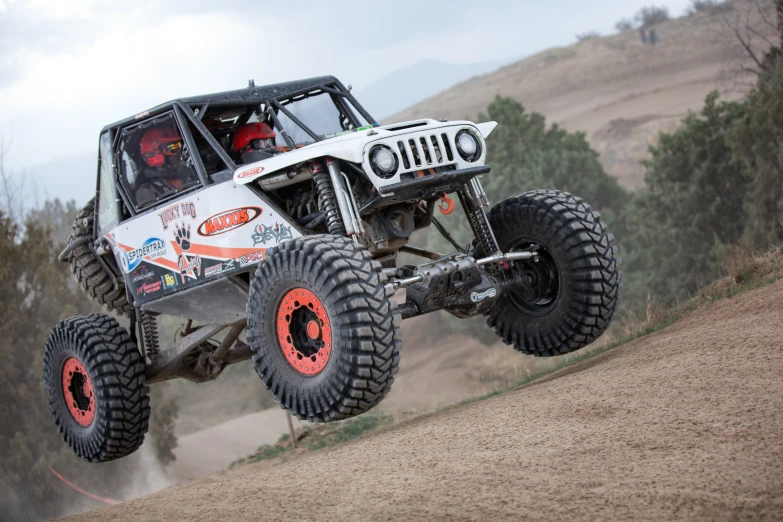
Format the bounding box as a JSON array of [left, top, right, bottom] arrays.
[[65, 280, 783, 521]]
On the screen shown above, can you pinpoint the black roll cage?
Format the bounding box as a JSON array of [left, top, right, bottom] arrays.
[[99, 76, 375, 222]]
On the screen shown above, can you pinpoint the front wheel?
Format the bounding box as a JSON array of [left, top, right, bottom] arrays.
[[246, 235, 401, 422], [484, 190, 621, 356]]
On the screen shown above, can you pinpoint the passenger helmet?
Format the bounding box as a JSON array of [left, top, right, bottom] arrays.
[[232, 123, 276, 153]]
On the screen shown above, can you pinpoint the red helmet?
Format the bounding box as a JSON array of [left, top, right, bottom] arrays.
[[232, 123, 276, 153], [140, 127, 183, 167]]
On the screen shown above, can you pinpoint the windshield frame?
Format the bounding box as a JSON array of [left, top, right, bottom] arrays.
[[265, 83, 375, 148]]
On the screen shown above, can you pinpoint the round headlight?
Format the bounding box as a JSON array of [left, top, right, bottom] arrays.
[[456, 130, 481, 162], [369, 145, 398, 179]]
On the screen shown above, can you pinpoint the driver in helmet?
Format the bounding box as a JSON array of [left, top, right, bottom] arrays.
[[135, 127, 197, 208], [232, 122, 277, 164]]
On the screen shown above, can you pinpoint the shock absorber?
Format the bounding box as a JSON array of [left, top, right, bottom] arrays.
[[140, 311, 160, 359], [312, 160, 346, 235], [457, 180, 500, 257]]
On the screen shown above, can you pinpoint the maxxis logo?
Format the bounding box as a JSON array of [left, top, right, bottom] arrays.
[[237, 166, 265, 179], [196, 207, 262, 237]]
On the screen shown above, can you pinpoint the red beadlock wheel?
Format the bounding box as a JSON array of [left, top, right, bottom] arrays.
[[61, 357, 95, 427], [276, 287, 332, 376]]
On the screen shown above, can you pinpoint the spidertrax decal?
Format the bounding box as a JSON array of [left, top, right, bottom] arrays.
[[121, 238, 167, 273], [197, 207, 262, 237]]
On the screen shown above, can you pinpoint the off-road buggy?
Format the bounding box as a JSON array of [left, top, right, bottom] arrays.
[[45, 76, 620, 462]]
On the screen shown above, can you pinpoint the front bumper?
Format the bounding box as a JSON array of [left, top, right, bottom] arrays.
[[359, 165, 490, 214]]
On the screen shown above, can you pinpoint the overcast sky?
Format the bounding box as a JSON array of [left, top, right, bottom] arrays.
[[0, 0, 692, 169]]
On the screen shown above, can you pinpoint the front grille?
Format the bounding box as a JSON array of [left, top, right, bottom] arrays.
[[395, 133, 454, 170]]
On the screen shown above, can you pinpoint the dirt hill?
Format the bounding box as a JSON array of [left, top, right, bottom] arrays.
[[388, 5, 773, 189], [64, 277, 783, 521]]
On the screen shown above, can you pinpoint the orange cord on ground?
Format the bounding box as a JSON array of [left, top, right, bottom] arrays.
[[49, 466, 121, 505]]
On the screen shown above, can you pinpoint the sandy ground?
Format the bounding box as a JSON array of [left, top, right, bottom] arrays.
[[389, 5, 777, 188], [64, 278, 783, 521]]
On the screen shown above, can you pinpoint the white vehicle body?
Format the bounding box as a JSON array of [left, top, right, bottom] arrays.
[[103, 118, 495, 324]]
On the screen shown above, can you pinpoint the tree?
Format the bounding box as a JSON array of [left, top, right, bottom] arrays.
[[477, 96, 628, 217], [621, 92, 751, 311], [615, 18, 635, 32], [725, 0, 781, 77], [728, 62, 783, 248], [634, 5, 670, 28], [576, 31, 602, 42], [688, 0, 733, 15]]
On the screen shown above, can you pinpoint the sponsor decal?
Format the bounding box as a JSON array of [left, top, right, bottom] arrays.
[[136, 280, 162, 296], [470, 288, 497, 303], [131, 265, 154, 283], [197, 207, 262, 237], [251, 223, 293, 246], [134, 110, 150, 120], [158, 201, 197, 230], [237, 166, 265, 179], [204, 258, 238, 279], [174, 222, 201, 283], [238, 250, 265, 267], [162, 272, 178, 289], [121, 238, 167, 273], [204, 264, 223, 278]]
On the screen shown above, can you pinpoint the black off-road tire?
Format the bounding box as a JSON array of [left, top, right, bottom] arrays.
[[246, 235, 402, 422], [484, 190, 620, 356], [66, 198, 131, 315], [43, 314, 150, 462]]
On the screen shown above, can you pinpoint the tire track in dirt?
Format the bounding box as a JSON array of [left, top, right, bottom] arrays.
[[63, 280, 783, 521]]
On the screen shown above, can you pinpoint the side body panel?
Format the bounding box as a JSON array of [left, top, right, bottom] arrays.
[[106, 181, 300, 306]]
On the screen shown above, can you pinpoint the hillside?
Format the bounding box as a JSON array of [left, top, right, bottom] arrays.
[[355, 59, 503, 120], [64, 276, 783, 521], [388, 6, 772, 188]]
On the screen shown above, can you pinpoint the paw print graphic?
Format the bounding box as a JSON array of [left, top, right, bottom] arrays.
[[174, 222, 191, 251]]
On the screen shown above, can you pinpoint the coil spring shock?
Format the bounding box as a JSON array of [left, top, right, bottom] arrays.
[[312, 161, 346, 235], [457, 183, 499, 257], [140, 311, 160, 359]]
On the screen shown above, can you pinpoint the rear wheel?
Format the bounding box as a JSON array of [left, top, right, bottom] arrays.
[[43, 314, 150, 462], [66, 198, 130, 315], [246, 235, 401, 422], [484, 190, 620, 356]]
